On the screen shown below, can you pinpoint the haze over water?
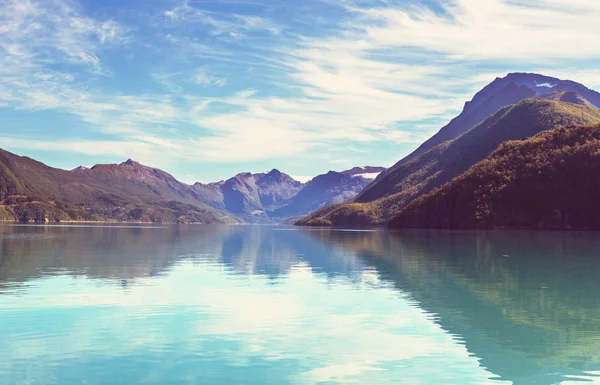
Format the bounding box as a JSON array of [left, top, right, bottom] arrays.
[[1, 224, 599, 385]]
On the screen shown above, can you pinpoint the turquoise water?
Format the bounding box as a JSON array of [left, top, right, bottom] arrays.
[[1, 225, 600, 385]]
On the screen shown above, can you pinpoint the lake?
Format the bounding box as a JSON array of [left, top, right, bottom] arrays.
[[1, 224, 600, 385]]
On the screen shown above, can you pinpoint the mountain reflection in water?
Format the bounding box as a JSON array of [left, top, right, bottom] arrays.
[[0, 224, 599, 385]]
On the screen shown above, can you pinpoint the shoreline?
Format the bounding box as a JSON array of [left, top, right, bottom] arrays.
[[295, 224, 600, 232], [0, 220, 249, 226], [0, 219, 159, 225], [0, 220, 224, 225]]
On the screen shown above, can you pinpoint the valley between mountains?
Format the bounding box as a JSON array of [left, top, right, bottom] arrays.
[[3, 72, 600, 229]]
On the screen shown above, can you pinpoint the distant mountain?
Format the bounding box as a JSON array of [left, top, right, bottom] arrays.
[[390, 124, 600, 230], [0, 148, 383, 224], [269, 167, 385, 219], [71, 165, 89, 173], [0, 151, 240, 224], [192, 167, 385, 222], [80, 159, 210, 204], [193, 169, 303, 222], [256, 169, 305, 208], [297, 95, 600, 227]]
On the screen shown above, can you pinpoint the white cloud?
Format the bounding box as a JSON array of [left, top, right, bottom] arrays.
[[163, 1, 280, 37], [0, 136, 179, 168], [178, 0, 600, 163], [347, 145, 365, 153], [352, 0, 600, 60], [233, 14, 281, 35], [0, 0, 128, 75], [192, 67, 227, 87], [1, 0, 600, 171]]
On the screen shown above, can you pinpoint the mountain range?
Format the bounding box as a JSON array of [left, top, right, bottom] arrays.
[[4, 71, 600, 229], [0, 153, 240, 224], [298, 73, 600, 229], [191, 166, 385, 222], [396, 73, 600, 167], [0, 147, 384, 224]]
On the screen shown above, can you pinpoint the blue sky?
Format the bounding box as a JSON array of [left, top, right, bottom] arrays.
[[1, 0, 600, 183]]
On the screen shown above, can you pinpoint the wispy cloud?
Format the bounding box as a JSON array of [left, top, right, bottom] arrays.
[[1, 0, 599, 178], [0, 136, 168, 163], [193, 67, 227, 87], [350, 0, 600, 60], [179, 0, 600, 163], [0, 0, 129, 75], [163, 1, 280, 37]]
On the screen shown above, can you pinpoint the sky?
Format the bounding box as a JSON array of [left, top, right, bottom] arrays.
[[1, 0, 600, 184]]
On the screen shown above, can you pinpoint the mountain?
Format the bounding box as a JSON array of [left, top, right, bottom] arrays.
[[269, 166, 385, 219], [0, 151, 240, 224], [0, 147, 382, 224], [390, 124, 600, 229], [192, 169, 304, 222], [297, 96, 600, 227], [81, 159, 212, 204], [256, 169, 305, 208], [384, 72, 600, 176], [71, 165, 89, 173], [192, 167, 385, 222]]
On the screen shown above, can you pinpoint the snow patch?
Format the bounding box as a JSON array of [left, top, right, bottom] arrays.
[[292, 175, 313, 183], [353, 172, 381, 180], [536, 82, 556, 88]]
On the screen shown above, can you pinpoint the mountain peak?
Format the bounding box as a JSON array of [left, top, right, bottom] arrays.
[[234, 172, 253, 179], [394, 72, 600, 167], [501, 72, 593, 93], [256, 168, 302, 187], [123, 159, 138, 166], [504, 72, 558, 82], [71, 165, 89, 173]]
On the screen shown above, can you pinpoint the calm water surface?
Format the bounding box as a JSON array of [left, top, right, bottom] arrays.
[[1, 224, 600, 385]]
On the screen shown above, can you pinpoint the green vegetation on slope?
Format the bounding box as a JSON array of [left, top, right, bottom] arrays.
[[390, 124, 600, 229], [297, 98, 600, 227]]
